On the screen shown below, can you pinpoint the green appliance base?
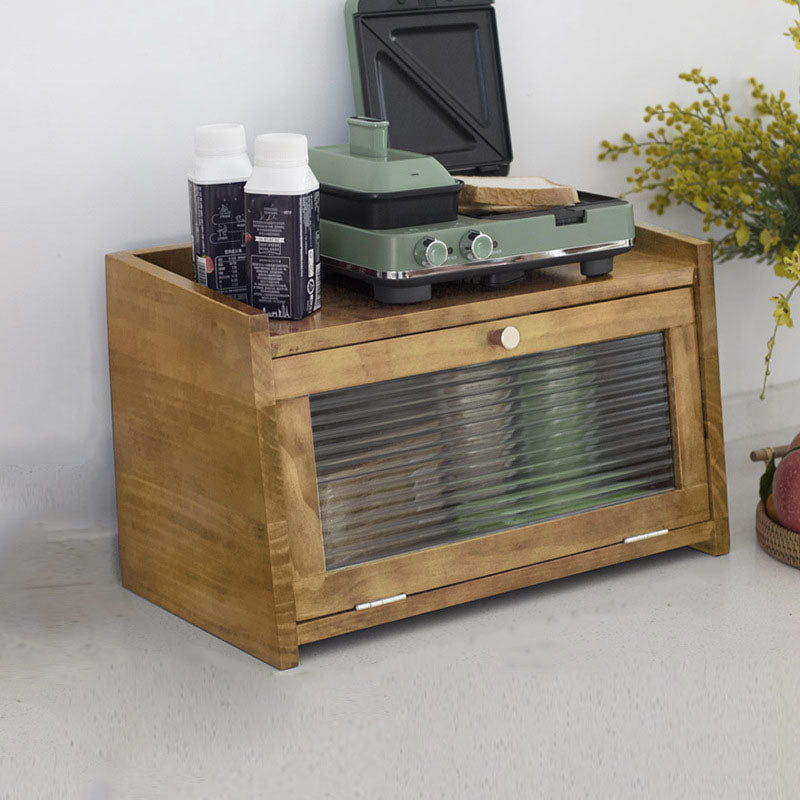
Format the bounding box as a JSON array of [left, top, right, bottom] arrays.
[[321, 193, 635, 304]]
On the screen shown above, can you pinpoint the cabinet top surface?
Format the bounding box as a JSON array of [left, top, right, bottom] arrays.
[[265, 226, 705, 357], [120, 225, 707, 358]]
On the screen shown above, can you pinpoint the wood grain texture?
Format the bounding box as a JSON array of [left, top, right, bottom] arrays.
[[107, 251, 298, 669], [276, 397, 326, 578], [266, 254, 697, 357], [122, 242, 697, 357], [632, 228, 729, 554], [293, 484, 709, 621], [664, 324, 708, 489], [119, 244, 263, 316], [129, 242, 195, 281], [249, 326, 298, 668], [272, 288, 696, 400], [689, 241, 731, 555], [107, 224, 729, 667], [633, 224, 708, 265], [297, 521, 714, 644]]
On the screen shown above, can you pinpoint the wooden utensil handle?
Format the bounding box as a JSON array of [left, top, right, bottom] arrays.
[[750, 446, 791, 463]]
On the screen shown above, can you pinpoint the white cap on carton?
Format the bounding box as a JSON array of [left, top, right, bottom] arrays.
[[194, 124, 248, 157], [254, 133, 309, 168]]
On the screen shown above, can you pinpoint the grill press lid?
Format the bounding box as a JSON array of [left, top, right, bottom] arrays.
[[345, 0, 513, 176]]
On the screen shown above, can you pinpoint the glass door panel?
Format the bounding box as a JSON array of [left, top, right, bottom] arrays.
[[310, 333, 675, 571]]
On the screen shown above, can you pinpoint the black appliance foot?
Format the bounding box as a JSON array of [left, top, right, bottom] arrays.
[[580, 257, 614, 277], [479, 270, 526, 288], [373, 284, 432, 304]]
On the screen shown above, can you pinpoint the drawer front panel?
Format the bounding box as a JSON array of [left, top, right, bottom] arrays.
[[272, 289, 694, 400], [279, 287, 710, 621], [310, 333, 675, 571], [292, 486, 709, 621]]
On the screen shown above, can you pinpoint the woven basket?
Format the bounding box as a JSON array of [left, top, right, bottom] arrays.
[[756, 501, 800, 568]]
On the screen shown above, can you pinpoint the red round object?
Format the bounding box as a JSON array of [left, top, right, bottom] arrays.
[[790, 431, 800, 451], [205, 256, 215, 274], [774, 449, 800, 533]]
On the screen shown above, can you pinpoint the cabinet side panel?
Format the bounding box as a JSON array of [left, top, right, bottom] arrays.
[[690, 244, 730, 555], [634, 224, 706, 264], [131, 243, 194, 280], [631, 228, 728, 554], [251, 334, 299, 667], [106, 253, 298, 668]]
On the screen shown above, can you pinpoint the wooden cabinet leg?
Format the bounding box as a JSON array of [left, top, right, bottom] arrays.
[[690, 518, 730, 556]]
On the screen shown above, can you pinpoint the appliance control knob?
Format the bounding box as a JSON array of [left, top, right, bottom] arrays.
[[489, 326, 521, 351], [460, 231, 495, 262], [414, 238, 449, 268]]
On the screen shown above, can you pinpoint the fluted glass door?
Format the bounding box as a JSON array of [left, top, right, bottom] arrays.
[[310, 333, 675, 571]]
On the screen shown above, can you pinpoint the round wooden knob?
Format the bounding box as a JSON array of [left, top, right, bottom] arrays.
[[489, 326, 521, 350]]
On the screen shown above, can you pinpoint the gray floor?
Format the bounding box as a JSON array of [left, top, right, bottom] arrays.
[[2, 428, 799, 800]]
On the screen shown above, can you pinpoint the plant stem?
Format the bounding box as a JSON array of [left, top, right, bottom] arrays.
[[700, 77, 729, 129], [761, 277, 800, 400]]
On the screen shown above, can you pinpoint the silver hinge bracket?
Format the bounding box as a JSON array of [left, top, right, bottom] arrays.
[[624, 529, 669, 545], [355, 593, 407, 612]]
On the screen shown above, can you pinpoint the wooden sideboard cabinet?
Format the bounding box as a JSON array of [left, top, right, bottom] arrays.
[[106, 225, 729, 670]]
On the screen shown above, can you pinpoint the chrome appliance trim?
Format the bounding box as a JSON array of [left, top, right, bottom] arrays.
[[324, 238, 634, 281]]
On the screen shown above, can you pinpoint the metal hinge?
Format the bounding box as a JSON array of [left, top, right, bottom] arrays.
[[623, 529, 669, 545], [355, 594, 407, 611]]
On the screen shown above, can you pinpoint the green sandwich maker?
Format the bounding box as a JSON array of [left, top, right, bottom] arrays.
[[308, 0, 635, 304]]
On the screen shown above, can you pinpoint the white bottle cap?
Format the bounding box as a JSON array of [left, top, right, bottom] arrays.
[[254, 133, 309, 168], [194, 124, 248, 157]]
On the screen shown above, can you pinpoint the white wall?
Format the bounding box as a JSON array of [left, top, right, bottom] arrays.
[[2, 0, 798, 534]]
